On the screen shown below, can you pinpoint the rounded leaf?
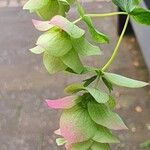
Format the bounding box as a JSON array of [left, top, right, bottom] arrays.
[[43, 51, 67, 74], [71, 37, 101, 56], [37, 29, 72, 57], [88, 101, 128, 130], [61, 49, 84, 74], [60, 106, 97, 143]]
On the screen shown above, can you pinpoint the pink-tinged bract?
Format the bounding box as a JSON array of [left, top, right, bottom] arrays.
[[32, 19, 53, 31], [45, 96, 78, 109], [49, 15, 85, 38], [60, 106, 97, 144]]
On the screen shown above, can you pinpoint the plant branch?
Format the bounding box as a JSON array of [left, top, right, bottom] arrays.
[[73, 12, 128, 24], [101, 15, 130, 71]]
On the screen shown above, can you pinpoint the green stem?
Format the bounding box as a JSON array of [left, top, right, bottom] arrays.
[[87, 12, 128, 17], [73, 12, 128, 24], [102, 15, 130, 71]]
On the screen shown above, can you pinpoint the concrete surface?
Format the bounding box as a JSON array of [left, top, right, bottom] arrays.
[[0, 1, 150, 150]]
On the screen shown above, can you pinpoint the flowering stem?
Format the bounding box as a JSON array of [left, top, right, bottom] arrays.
[[73, 12, 128, 23], [101, 15, 130, 71]]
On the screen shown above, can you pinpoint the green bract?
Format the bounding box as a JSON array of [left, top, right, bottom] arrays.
[[88, 101, 127, 130], [60, 105, 97, 144], [37, 28, 72, 57], [23, 0, 72, 20]]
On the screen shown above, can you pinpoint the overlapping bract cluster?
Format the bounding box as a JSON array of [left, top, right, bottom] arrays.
[[45, 88, 125, 150], [30, 15, 101, 74], [23, 0, 75, 20]]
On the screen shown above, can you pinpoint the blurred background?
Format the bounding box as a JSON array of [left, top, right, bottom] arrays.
[[0, 0, 150, 150]]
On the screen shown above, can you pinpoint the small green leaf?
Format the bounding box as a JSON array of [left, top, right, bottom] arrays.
[[64, 83, 85, 94], [83, 75, 97, 87], [104, 72, 149, 88], [71, 36, 101, 56], [93, 125, 120, 143], [131, 8, 150, 25], [43, 51, 67, 74], [88, 101, 128, 130], [77, 3, 109, 43], [29, 46, 45, 54], [102, 77, 113, 92], [61, 49, 84, 74], [60, 106, 97, 143], [91, 142, 111, 150], [86, 88, 109, 103], [112, 0, 141, 12], [50, 15, 85, 38], [56, 138, 67, 146], [71, 140, 93, 150]]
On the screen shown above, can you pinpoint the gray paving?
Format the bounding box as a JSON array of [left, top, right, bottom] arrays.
[[0, 1, 150, 150]]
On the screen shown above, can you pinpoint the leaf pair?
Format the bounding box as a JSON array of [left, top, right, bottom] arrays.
[[112, 0, 150, 25], [23, 0, 71, 20], [30, 16, 101, 74]]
